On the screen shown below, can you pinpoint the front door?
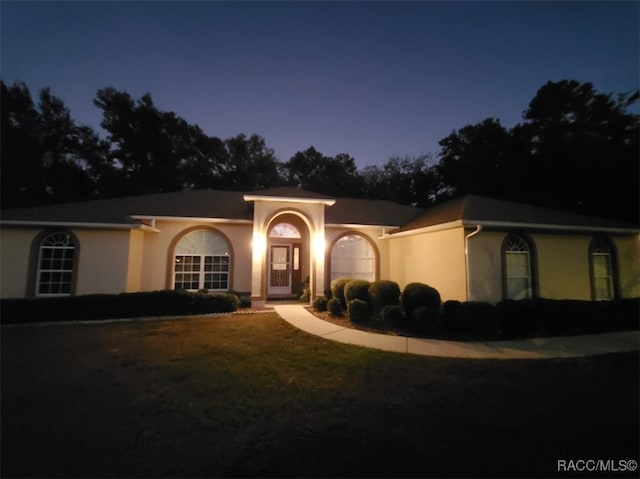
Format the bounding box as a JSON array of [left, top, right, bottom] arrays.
[[268, 244, 292, 295]]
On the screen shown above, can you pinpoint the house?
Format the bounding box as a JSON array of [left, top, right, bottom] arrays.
[[1, 188, 638, 306]]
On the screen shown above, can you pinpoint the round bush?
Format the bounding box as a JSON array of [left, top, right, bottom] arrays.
[[381, 304, 404, 325], [313, 296, 328, 312], [401, 282, 441, 319], [369, 280, 401, 317], [412, 306, 441, 335], [348, 299, 371, 324], [330, 277, 351, 308], [344, 280, 371, 304], [327, 297, 343, 317]]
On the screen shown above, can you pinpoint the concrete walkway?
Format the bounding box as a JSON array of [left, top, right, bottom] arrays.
[[273, 304, 640, 359]]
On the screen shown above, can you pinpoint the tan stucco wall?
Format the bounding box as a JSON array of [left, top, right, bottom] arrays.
[[126, 229, 145, 292], [614, 235, 640, 298], [139, 221, 253, 293], [468, 230, 640, 302], [74, 230, 133, 295], [0, 228, 39, 298], [387, 227, 468, 302]]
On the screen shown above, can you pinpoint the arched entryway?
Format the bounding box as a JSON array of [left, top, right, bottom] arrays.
[[266, 213, 311, 299]]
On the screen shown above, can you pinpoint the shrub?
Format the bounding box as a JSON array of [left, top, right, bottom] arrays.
[[0, 290, 239, 325], [330, 277, 351, 308], [327, 297, 343, 317], [401, 282, 441, 319], [313, 296, 328, 312], [452, 302, 498, 340], [412, 306, 441, 335], [344, 280, 371, 304], [348, 299, 371, 324], [369, 280, 401, 317], [381, 304, 404, 325]]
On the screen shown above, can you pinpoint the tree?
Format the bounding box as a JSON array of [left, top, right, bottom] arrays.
[[519, 80, 639, 221], [434, 80, 639, 223], [221, 134, 281, 191], [281, 147, 363, 197], [437, 118, 525, 201], [361, 155, 440, 207], [93, 88, 231, 196], [1, 81, 103, 208]]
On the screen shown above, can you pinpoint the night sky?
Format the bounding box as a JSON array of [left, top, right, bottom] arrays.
[[2, 1, 638, 168]]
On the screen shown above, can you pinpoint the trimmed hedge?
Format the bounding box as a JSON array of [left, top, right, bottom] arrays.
[[344, 280, 371, 304], [440, 298, 640, 340], [401, 283, 441, 319], [330, 277, 351, 308], [1, 290, 239, 325], [496, 298, 640, 339], [369, 280, 401, 317], [348, 299, 371, 324], [313, 296, 328, 312], [327, 297, 343, 317], [381, 304, 404, 325]]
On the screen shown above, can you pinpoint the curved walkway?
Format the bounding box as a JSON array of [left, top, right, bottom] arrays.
[[273, 304, 640, 359]]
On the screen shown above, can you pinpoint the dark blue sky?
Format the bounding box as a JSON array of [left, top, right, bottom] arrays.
[[2, 1, 638, 167]]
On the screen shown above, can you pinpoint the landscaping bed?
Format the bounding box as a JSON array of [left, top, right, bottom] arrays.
[[314, 278, 640, 341]]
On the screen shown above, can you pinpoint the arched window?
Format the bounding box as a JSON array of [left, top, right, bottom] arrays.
[[503, 234, 535, 300], [174, 230, 230, 291], [36, 231, 77, 296], [269, 223, 301, 239], [330, 234, 376, 282], [590, 237, 618, 300]]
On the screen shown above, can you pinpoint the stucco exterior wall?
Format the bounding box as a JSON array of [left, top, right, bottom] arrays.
[[74, 230, 133, 295], [126, 229, 145, 292], [0, 228, 39, 298], [468, 230, 640, 302], [139, 221, 253, 294], [614, 235, 640, 298], [387, 227, 468, 302]]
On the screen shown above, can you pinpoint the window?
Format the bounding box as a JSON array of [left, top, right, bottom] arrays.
[[330, 234, 375, 281], [174, 230, 230, 291], [269, 223, 301, 238], [36, 232, 76, 296], [503, 234, 534, 300], [590, 237, 617, 300]]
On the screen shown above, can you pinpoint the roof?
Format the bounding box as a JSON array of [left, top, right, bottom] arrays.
[[394, 195, 638, 234], [0, 188, 425, 228], [2, 191, 635, 234]]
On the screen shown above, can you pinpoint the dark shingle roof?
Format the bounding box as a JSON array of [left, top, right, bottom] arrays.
[[0, 189, 425, 228], [395, 195, 638, 233]]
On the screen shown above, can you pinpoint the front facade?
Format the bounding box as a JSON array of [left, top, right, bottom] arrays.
[[1, 189, 638, 305]]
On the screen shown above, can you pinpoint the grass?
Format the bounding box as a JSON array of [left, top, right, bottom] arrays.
[[2, 312, 638, 478]]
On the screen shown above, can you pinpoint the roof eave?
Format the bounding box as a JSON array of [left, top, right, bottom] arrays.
[[243, 194, 336, 206], [0, 220, 160, 233], [463, 219, 639, 235]]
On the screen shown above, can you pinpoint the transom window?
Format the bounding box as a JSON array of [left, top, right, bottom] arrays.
[[504, 235, 533, 300], [590, 238, 615, 300], [36, 232, 76, 296], [174, 230, 230, 291], [330, 234, 375, 281], [269, 223, 301, 238]]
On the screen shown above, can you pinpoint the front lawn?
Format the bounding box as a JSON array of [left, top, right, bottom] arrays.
[[2, 312, 638, 478]]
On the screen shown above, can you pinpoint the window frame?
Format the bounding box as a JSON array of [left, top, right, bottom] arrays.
[[32, 230, 79, 297], [502, 232, 538, 300], [169, 227, 233, 293], [589, 236, 619, 301], [329, 232, 378, 283]]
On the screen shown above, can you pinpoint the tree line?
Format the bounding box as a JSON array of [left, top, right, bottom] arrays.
[[2, 79, 638, 223]]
